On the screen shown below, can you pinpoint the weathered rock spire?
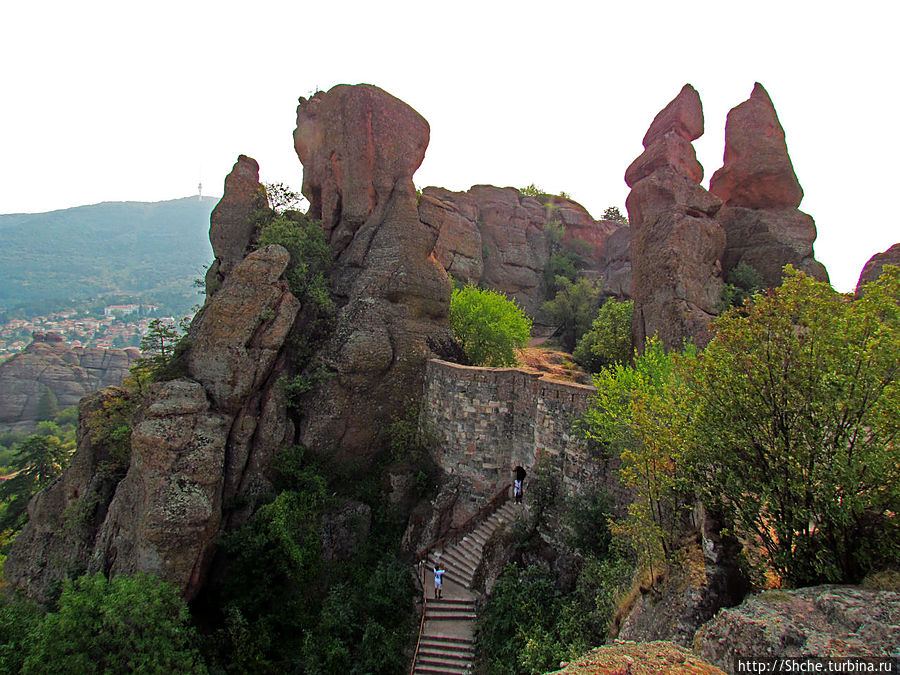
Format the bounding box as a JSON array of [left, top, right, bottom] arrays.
[[710, 83, 828, 285], [626, 84, 726, 351], [293, 84, 455, 461]]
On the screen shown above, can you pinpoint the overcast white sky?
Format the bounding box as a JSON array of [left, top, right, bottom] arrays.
[[1, 1, 896, 292]]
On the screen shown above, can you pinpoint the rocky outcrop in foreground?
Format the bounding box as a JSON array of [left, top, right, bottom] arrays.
[[293, 84, 457, 460], [549, 641, 724, 675], [5, 160, 300, 603], [710, 84, 828, 286], [419, 186, 629, 314], [0, 332, 139, 432], [855, 243, 900, 296], [626, 84, 725, 351], [695, 586, 900, 668]]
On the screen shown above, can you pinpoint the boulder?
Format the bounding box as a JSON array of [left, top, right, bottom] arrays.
[[0, 333, 139, 432], [695, 586, 900, 667], [716, 206, 828, 285], [627, 85, 726, 351], [855, 243, 900, 296], [206, 155, 268, 294], [710, 84, 827, 286], [293, 84, 457, 461]]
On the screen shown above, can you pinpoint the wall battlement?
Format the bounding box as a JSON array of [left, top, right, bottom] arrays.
[[421, 359, 619, 510]]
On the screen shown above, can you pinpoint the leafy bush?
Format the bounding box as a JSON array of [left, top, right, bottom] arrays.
[[573, 300, 634, 372], [583, 337, 695, 569], [450, 285, 532, 367], [20, 573, 206, 674], [255, 211, 332, 311], [716, 261, 764, 312]]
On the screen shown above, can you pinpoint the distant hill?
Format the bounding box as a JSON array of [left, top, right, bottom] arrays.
[[0, 196, 217, 317]]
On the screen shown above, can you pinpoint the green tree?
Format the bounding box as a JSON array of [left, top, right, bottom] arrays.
[[23, 573, 206, 674], [573, 300, 634, 372], [0, 435, 70, 532], [255, 211, 332, 312], [263, 182, 304, 213], [132, 318, 183, 382], [689, 266, 900, 586], [601, 206, 628, 224], [582, 337, 695, 570], [450, 285, 532, 367], [541, 278, 605, 353]]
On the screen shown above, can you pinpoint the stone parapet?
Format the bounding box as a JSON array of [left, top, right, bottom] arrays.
[[421, 359, 614, 513]]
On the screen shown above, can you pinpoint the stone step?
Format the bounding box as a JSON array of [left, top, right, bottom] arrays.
[[455, 540, 482, 561], [440, 548, 478, 575], [427, 598, 475, 608], [427, 554, 474, 585], [419, 635, 474, 648], [425, 560, 468, 583], [414, 663, 470, 675], [424, 612, 477, 621], [418, 643, 476, 658], [415, 655, 473, 673]]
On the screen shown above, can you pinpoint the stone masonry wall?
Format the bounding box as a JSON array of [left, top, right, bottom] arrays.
[[421, 359, 617, 515]]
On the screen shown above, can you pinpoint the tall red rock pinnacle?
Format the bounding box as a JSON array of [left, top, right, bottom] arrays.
[[710, 83, 828, 286], [206, 155, 268, 294], [293, 84, 455, 460], [626, 84, 726, 351]]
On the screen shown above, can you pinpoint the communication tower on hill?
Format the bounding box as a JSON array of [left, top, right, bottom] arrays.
[[198, 182, 202, 200]]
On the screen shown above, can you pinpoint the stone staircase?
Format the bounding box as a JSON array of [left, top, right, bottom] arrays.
[[411, 499, 522, 674]]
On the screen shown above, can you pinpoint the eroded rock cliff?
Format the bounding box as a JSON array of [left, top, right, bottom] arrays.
[[0, 332, 139, 432], [419, 185, 629, 315]]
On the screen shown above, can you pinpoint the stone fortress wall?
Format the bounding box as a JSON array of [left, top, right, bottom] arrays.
[[420, 359, 624, 512]]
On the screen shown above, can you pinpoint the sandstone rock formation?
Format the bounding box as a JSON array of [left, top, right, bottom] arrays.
[[695, 586, 900, 666], [205, 154, 268, 296], [626, 84, 725, 351], [293, 84, 457, 460], [0, 332, 139, 432], [6, 168, 300, 601], [418, 185, 629, 315], [710, 84, 828, 286], [548, 641, 725, 675], [855, 243, 900, 296]]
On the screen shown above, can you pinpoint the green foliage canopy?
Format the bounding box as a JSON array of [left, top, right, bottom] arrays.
[[17, 573, 206, 674], [450, 285, 532, 367], [690, 266, 900, 585]]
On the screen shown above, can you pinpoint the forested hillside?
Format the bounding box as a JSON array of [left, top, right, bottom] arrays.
[[0, 197, 216, 317]]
